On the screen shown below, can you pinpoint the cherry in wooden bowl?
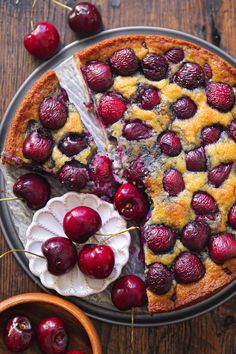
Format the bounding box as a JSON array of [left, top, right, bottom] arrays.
[[0, 293, 102, 354]]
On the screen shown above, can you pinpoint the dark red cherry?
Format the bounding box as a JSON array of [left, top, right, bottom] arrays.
[[209, 233, 236, 264], [24, 22, 60, 59], [173, 62, 205, 89], [201, 125, 222, 145], [165, 47, 184, 63], [181, 221, 210, 251], [98, 93, 127, 125], [141, 53, 168, 81], [125, 156, 147, 185], [191, 192, 218, 215], [110, 48, 139, 76], [13, 173, 50, 210], [228, 119, 236, 142], [163, 169, 185, 196], [111, 275, 146, 310], [63, 206, 102, 243], [4, 316, 33, 352], [114, 183, 149, 221], [123, 120, 152, 140], [139, 87, 160, 110], [66, 351, 84, 354], [173, 96, 197, 119], [58, 133, 88, 157], [36, 317, 68, 354], [89, 154, 117, 197], [143, 224, 176, 253], [186, 146, 206, 171], [159, 131, 182, 156], [229, 205, 236, 229], [23, 130, 53, 163], [42, 237, 77, 275], [39, 97, 68, 130], [146, 263, 173, 295], [206, 82, 235, 112], [82, 61, 113, 92], [208, 163, 232, 187], [203, 63, 213, 80], [57, 88, 69, 103], [57, 163, 89, 191], [78, 244, 114, 279], [68, 2, 102, 36], [173, 252, 205, 284]]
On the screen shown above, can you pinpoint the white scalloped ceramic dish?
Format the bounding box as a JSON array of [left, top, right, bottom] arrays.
[[25, 192, 130, 297]]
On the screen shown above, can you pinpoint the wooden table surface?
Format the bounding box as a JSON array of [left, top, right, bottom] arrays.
[[1, 1, 236, 353]]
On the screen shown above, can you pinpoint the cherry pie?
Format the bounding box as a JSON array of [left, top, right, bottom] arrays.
[[3, 35, 236, 313]]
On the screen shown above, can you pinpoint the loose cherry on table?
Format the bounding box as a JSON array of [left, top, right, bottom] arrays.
[[36, 317, 68, 354], [4, 316, 34, 353], [5, 173, 51, 210], [24, 22, 60, 59], [78, 244, 115, 279], [63, 206, 102, 243], [114, 183, 149, 221], [111, 275, 146, 310]]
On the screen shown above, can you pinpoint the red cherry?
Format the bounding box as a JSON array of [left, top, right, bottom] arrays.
[[123, 120, 152, 140], [209, 233, 236, 264], [208, 163, 232, 187], [203, 63, 213, 80], [146, 263, 173, 294], [39, 97, 68, 130], [63, 206, 102, 243], [78, 244, 114, 279], [181, 221, 210, 251], [24, 22, 60, 59], [58, 133, 88, 157], [82, 61, 113, 92], [229, 205, 236, 229], [4, 316, 34, 352], [110, 48, 139, 76], [186, 146, 206, 172], [138, 87, 161, 110], [163, 169, 185, 196], [66, 351, 84, 354], [68, 2, 102, 36], [173, 252, 205, 284], [23, 130, 53, 163], [159, 131, 182, 156], [13, 173, 50, 210], [228, 119, 236, 142], [111, 275, 146, 310], [201, 125, 222, 145], [206, 82, 235, 112], [165, 47, 184, 63], [141, 53, 168, 81], [57, 163, 89, 191], [125, 156, 147, 185], [98, 93, 127, 125], [143, 224, 176, 253], [173, 62, 205, 90], [36, 317, 68, 354], [42, 237, 77, 275], [173, 96, 197, 119], [114, 183, 149, 221], [191, 191, 218, 215]]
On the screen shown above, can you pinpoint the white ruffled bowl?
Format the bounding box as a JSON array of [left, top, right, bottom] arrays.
[[25, 192, 131, 297]]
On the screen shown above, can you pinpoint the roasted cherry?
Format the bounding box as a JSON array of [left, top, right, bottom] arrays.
[[209, 233, 236, 264], [39, 96, 68, 130], [24, 22, 60, 59], [201, 125, 222, 145], [42, 237, 77, 275], [229, 205, 236, 229], [173, 96, 197, 119], [138, 87, 160, 110], [98, 93, 127, 125], [143, 224, 176, 253], [141, 53, 168, 81], [173, 252, 205, 284], [66, 351, 84, 354], [68, 2, 102, 36], [57, 163, 89, 191], [111, 275, 146, 310], [114, 183, 149, 221], [36, 317, 68, 354], [4, 316, 33, 352], [173, 62, 205, 90], [63, 206, 102, 243], [82, 61, 113, 92], [23, 130, 53, 163], [208, 163, 232, 187], [58, 133, 88, 157], [206, 82, 235, 112], [181, 221, 210, 251], [78, 244, 114, 279], [186, 146, 206, 172], [13, 173, 50, 210], [165, 47, 184, 63], [159, 131, 182, 156], [146, 263, 173, 294], [125, 156, 147, 185], [123, 120, 152, 140], [163, 169, 185, 196], [110, 48, 139, 76], [191, 192, 218, 215]]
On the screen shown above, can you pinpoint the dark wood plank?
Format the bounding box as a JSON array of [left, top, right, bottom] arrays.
[[1, 1, 236, 353]]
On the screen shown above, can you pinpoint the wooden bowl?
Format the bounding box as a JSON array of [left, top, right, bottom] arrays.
[[0, 293, 102, 354]]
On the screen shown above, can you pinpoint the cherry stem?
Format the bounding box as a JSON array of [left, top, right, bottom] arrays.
[[0, 197, 18, 202], [0, 249, 45, 260], [31, 0, 38, 31], [51, 0, 72, 11], [96, 226, 139, 237]]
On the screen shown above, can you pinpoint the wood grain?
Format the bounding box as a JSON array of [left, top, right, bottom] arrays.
[[1, 1, 236, 353]]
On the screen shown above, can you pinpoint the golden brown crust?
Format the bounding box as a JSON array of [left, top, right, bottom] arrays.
[[74, 34, 236, 84], [2, 70, 59, 165]]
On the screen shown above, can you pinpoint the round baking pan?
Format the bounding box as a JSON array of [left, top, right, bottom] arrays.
[[1, 26, 236, 327]]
